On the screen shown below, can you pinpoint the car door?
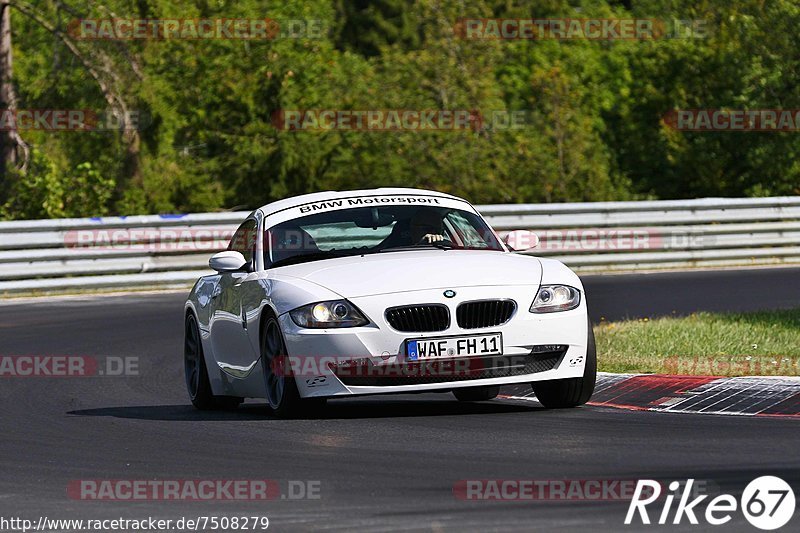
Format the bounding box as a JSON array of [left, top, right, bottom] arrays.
[[208, 218, 261, 377]]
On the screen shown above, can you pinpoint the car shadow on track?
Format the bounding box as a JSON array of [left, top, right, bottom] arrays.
[[67, 404, 265, 421], [67, 397, 544, 421], [318, 398, 544, 419]]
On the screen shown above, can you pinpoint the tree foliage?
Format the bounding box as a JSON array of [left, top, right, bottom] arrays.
[[1, 0, 798, 219]]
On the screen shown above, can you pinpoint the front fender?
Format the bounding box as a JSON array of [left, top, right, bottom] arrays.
[[261, 272, 346, 316], [239, 272, 347, 376], [536, 257, 584, 291]]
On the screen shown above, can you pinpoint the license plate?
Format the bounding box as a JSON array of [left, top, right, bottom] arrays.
[[406, 333, 502, 361]]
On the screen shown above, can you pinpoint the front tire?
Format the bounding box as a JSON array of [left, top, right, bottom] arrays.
[[184, 314, 243, 410], [453, 385, 500, 402], [531, 320, 597, 408], [261, 316, 325, 418]]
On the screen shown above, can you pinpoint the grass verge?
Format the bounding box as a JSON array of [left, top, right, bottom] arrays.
[[594, 309, 800, 376]]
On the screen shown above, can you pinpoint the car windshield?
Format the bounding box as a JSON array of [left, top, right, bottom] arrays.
[[264, 205, 503, 268]]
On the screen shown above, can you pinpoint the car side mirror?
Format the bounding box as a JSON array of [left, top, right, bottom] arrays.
[[503, 230, 540, 251], [209, 251, 248, 272]]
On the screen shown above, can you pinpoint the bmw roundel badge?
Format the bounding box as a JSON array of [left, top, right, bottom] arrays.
[[443, 290, 456, 298]]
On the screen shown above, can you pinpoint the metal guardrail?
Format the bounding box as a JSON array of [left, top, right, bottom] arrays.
[[1, 196, 799, 294]]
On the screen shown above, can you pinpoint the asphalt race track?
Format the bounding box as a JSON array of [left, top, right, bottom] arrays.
[[1, 267, 799, 532]]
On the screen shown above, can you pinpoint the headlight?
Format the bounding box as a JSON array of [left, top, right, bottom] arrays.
[[530, 285, 581, 313], [289, 300, 369, 328]]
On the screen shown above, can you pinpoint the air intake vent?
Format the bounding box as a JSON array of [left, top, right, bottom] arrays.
[[332, 349, 565, 387], [385, 304, 450, 332], [456, 300, 516, 329]]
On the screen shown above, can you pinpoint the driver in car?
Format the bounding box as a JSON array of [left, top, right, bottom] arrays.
[[377, 208, 448, 249], [409, 209, 447, 244]]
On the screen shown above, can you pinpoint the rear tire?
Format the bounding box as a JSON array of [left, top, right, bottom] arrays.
[[453, 385, 500, 402], [261, 316, 326, 418], [531, 320, 597, 408], [184, 314, 243, 410]]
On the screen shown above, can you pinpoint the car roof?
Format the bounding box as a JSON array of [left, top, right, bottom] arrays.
[[256, 187, 467, 217]]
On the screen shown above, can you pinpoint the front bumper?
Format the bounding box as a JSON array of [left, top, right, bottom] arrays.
[[279, 285, 589, 398]]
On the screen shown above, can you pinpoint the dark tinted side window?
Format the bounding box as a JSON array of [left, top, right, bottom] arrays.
[[228, 219, 257, 269]]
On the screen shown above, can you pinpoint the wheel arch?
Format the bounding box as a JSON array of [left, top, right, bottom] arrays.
[[258, 304, 280, 342]]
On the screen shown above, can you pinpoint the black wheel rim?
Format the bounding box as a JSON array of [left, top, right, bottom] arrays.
[[263, 320, 286, 409], [184, 315, 201, 399]]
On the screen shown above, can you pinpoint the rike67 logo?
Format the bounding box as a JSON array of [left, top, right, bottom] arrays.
[[626, 477, 795, 530]]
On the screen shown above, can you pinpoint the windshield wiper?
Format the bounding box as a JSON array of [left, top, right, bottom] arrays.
[[378, 242, 458, 253]]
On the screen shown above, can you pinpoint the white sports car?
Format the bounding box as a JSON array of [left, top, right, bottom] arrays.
[[184, 188, 595, 417]]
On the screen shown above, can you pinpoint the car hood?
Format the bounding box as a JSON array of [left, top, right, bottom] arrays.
[[274, 250, 542, 297]]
